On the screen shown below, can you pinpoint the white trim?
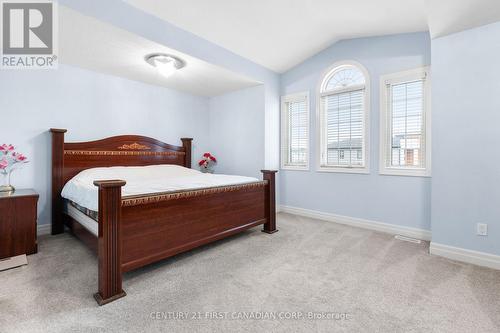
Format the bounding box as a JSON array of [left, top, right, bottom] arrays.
[[380, 167, 431, 178], [430, 242, 500, 270], [319, 84, 365, 97], [280, 166, 310, 171], [379, 66, 431, 177], [37, 223, 51, 236], [316, 166, 370, 174], [280, 91, 310, 171], [316, 60, 370, 174], [280, 205, 431, 241]]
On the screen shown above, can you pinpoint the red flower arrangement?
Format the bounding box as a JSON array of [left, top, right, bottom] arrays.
[[198, 152, 217, 172]]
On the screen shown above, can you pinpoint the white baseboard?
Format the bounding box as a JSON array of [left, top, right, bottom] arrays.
[[37, 223, 51, 236], [34, 209, 500, 270], [430, 242, 500, 270], [279, 205, 431, 241]]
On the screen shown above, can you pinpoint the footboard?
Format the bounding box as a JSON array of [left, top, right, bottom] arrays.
[[93, 170, 277, 305], [121, 179, 271, 272]]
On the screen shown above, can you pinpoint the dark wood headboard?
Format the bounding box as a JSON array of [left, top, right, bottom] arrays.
[[49, 128, 192, 234]]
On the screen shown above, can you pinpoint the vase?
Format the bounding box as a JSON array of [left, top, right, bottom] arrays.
[[200, 167, 214, 174], [0, 171, 15, 193]]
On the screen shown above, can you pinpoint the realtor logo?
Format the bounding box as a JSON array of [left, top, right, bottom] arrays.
[[1, 0, 57, 69]]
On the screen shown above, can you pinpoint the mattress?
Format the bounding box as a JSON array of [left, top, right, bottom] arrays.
[[63, 200, 98, 236], [61, 164, 260, 212], [67, 200, 98, 221]]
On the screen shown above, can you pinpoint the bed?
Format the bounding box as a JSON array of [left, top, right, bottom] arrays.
[[50, 129, 277, 305]]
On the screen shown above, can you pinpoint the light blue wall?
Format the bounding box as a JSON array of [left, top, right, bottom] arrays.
[[1, 1, 282, 228], [59, 0, 281, 171], [280, 32, 432, 230], [0, 65, 210, 226], [9, 0, 497, 257], [431, 22, 500, 254], [209, 86, 265, 179]]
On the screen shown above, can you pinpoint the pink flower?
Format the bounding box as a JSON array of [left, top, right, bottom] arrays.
[[0, 158, 8, 169], [203, 152, 211, 158], [12, 152, 27, 162], [0, 144, 14, 154]]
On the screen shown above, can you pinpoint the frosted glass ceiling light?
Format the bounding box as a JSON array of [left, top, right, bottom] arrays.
[[145, 53, 185, 77]]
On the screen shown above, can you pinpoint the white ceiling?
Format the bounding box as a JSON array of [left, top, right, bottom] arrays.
[[427, 0, 500, 39], [127, 0, 500, 73], [59, 6, 260, 97]]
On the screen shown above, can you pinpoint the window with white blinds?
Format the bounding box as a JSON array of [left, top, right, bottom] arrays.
[[380, 67, 431, 177], [281, 92, 309, 170], [318, 62, 369, 173]]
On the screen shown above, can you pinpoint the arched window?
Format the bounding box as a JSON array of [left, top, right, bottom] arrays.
[[318, 61, 369, 172]]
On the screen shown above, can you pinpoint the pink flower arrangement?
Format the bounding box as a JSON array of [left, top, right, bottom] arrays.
[[0, 144, 15, 154], [198, 152, 217, 172], [0, 144, 28, 174]]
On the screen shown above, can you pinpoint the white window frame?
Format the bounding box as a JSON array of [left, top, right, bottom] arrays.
[[280, 91, 310, 171], [316, 60, 370, 174], [379, 67, 431, 177]]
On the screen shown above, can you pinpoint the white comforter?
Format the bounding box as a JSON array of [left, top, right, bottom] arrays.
[[61, 165, 259, 211]]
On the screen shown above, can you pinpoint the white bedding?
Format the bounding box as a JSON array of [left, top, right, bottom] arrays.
[[61, 164, 260, 212]]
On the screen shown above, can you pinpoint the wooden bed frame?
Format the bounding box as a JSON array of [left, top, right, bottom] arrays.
[[50, 129, 277, 305]]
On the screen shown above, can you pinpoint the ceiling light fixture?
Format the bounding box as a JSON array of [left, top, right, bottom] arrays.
[[145, 53, 185, 77]]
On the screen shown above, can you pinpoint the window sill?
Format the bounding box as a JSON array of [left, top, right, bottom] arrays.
[[316, 166, 370, 174], [379, 168, 431, 177], [281, 165, 309, 171]]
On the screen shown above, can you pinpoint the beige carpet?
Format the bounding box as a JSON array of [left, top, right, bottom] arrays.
[[1, 213, 500, 333]]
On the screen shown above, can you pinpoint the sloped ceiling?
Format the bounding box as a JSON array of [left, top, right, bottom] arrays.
[[59, 6, 260, 97], [127, 0, 500, 72]]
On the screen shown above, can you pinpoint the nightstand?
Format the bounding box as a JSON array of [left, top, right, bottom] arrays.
[[0, 189, 39, 270]]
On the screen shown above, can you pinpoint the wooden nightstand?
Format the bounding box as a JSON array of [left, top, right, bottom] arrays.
[[0, 189, 39, 269]]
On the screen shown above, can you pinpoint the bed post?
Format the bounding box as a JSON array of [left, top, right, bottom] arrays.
[[261, 170, 278, 234], [50, 128, 67, 235], [181, 138, 193, 168], [93, 180, 127, 306]]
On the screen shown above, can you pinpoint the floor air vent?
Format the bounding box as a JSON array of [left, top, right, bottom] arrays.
[[394, 235, 421, 244]]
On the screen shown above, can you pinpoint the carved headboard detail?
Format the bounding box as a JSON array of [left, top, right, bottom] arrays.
[[63, 150, 185, 157], [50, 129, 192, 183], [117, 143, 151, 150]]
